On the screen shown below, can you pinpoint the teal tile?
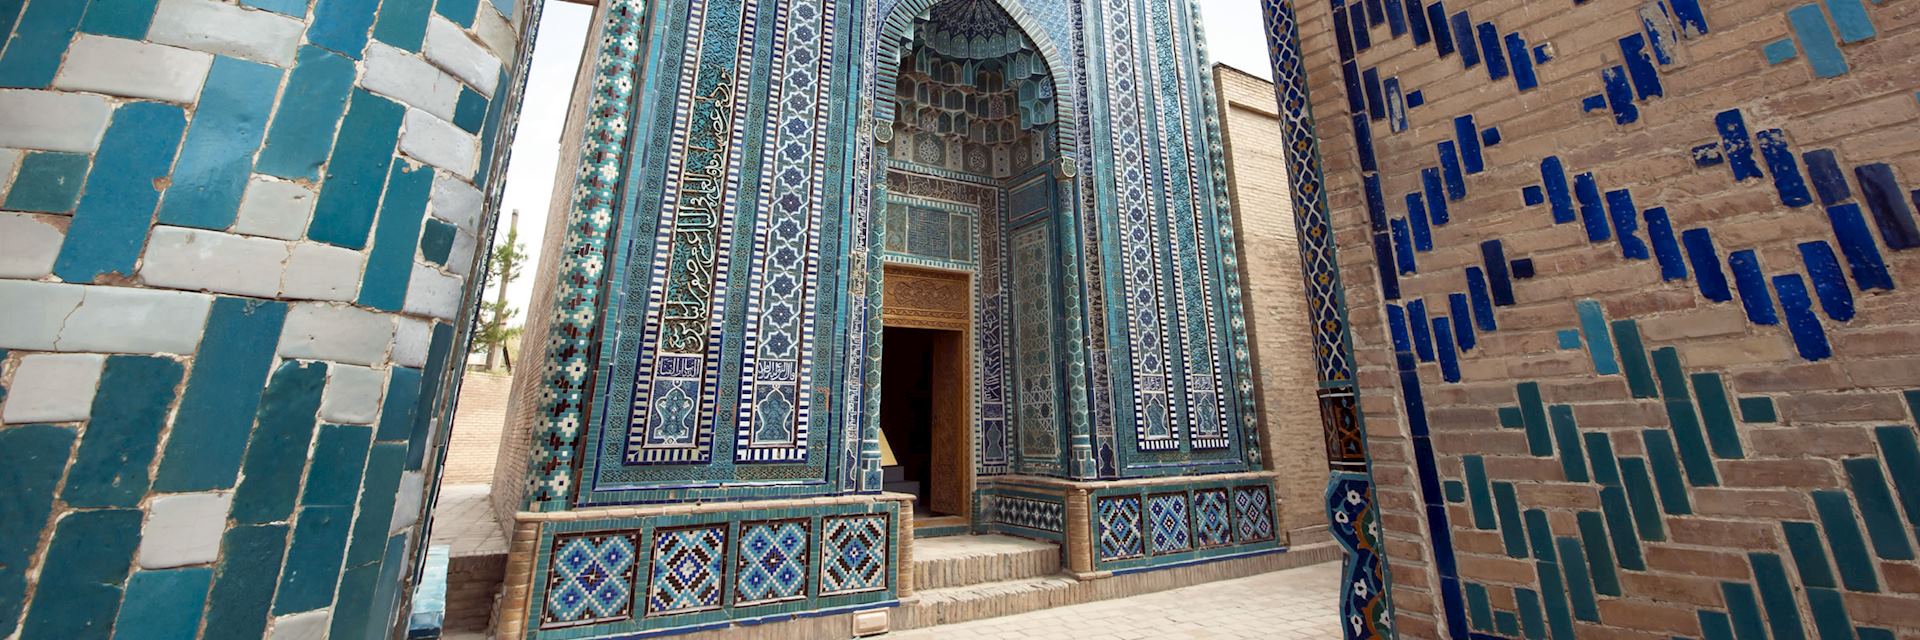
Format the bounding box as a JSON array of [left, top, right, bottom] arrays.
[[1610, 320, 1658, 398], [1783, 522, 1838, 589], [230, 361, 328, 525], [1698, 610, 1736, 640], [1498, 406, 1524, 429], [420, 218, 457, 266], [1494, 482, 1529, 558], [79, 0, 159, 38], [1661, 399, 1718, 486], [1495, 611, 1520, 637], [1534, 562, 1577, 640], [1515, 588, 1546, 639], [1747, 553, 1806, 640], [238, 0, 308, 16], [1524, 509, 1558, 562], [1737, 396, 1776, 423], [345, 443, 407, 566], [157, 56, 284, 230], [372, 0, 433, 51], [1555, 537, 1600, 622], [0, 1, 21, 49], [359, 533, 411, 638], [327, 561, 380, 637], [1600, 486, 1645, 570], [1721, 582, 1767, 640], [202, 524, 290, 638], [1576, 300, 1619, 374], [154, 297, 288, 492], [1556, 329, 1582, 349], [453, 87, 488, 133], [1806, 587, 1854, 639], [1575, 511, 1621, 596], [1518, 382, 1553, 455], [1906, 390, 1920, 423], [3, 151, 90, 213], [308, 0, 381, 58], [472, 68, 509, 189], [357, 162, 434, 310], [1841, 458, 1914, 560], [275, 506, 353, 614], [18, 510, 142, 638], [1466, 581, 1493, 631], [53, 102, 188, 282], [1689, 373, 1745, 459], [1875, 425, 1920, 529], [375, 367, 424, 441], [1641, 430, 1694, 514], [256, 46, 357, 180], [1444, 480, 1466, 503], [0, 0, 85, 88], [1465, 455, 1498, 529], [1812, 490, 1879, 591], [1616, 457, 1667, 541], [1548, 405, 1589, 482], [302, 424, 373, 506], [434, 0, 477, 26], [63, 356, 185, 508], [1584, 432, 1621, 487], [1651, 347, 1692, 400], [0, 425, 77, 633], [1856, 627, 1895, 640], [405, 322, 456, 470], [308, 90, 404, 248], [114, 568, 212, 640]]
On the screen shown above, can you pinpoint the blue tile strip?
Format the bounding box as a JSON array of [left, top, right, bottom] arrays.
[[1727, 250, 1779, 326], [1855, 163, 1920, 249], [202, 524, 291, 638], [62, 356, 185, 508], [1748, 553, 1806, 640], [0, 0, 86, 88], [1874, 425, 1920, 530], [1773, 274, 1832, 361], [1787, 4, 1850, 78], [357, 162, 436, 311], [114, 568, 213, 640], [1798, 241, 1855, 321], [1841, 458, 1915, 560], [0, 425, 76, 633], [53, 103, 188, 282], [1575, 300, 1619, 375], [1824, 0, 1876, 42], [1811, 490, 1879, 591], [1681, 228, 1733, 302], [230, 361, 329, 525], [1643, 208, 1687, 280], [17, 510, 142, 638], [156, 57, 284, 229], [308, 90, 406, 249], [1642, 430, 1693, 514], [1825, 204, 1896, 291], [1574, 173, 1611, 242], [1803, 149, 1851, 205], [1603, 190, 1649, 260], [1466, 267, 1496, 331], [154, 298, 289, 492], [1754, 129, 1812, 207], [257, 46, 359, 181]]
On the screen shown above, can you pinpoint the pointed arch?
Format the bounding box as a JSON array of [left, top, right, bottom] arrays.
[[876, 0, 1080, 156]]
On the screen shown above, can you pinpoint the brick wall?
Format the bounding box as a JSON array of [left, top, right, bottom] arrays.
[[1215, 64, 1333, 545], [1270, 0, 1920, 636], [0, 0, 524, 636], [445, 369, 512, 484]]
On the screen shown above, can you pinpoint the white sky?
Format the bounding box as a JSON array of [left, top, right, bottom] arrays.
[[492, 0, 1274, 323]]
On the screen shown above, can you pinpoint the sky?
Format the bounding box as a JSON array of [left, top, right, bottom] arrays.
[[491, 0, 1274, 325]]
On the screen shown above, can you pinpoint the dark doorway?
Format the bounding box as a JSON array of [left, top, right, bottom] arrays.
[[880, 326, 970, 521]]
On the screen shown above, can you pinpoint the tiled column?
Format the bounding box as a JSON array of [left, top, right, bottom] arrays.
[[0, 0, 524, 636]]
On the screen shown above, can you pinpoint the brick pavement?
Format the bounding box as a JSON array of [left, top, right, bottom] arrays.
[[429, 483, 508, 557]]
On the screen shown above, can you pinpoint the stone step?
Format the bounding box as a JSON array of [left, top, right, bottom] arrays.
[[894, 574, 1083, 630], [910, 534, 1061, 590]]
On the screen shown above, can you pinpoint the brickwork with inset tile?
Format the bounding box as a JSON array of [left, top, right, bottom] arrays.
[[0, 0, 529, 636]]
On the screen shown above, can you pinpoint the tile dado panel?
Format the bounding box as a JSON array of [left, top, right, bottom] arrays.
[[0, 0, 528, 636], [1260, 0, 1920, 637]]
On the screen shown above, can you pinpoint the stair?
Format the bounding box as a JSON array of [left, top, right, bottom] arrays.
[[911, 534, 1061, 590]]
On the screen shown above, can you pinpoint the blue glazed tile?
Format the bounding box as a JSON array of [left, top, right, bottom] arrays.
[[1466, 267, 1496, 331], [1541, 157, 1575, 223], [1659, 393, 1721, 490], [1855, 163, 1920, 249], [1641, 430, 1693, 513], [53, 102, 187, 283], [1535, 562, 1577, 639], [1465, 581, 1493, 631], [275, 506, 354, 614], [1408, 299, 1435, 362], [1494, 611, 1519, 637], [63, 356, 185, 508], [1576, 300, 1619, 374], [1424, 167, 1451, 224], [453, 87, 488, 133], [1739, 396, 1778, 423], [1476, 23, 1507, 81], [471, 67, 507, 189], [203, 524, 290, 638], [1405, 0, 1430, 44], [1517, 382, 1553, 457], [1439, 141, 1467, 200], [1481, 240, 1514, 305], [1667, 0, 1709, 35], [1643, 208, 1688, 281], [1353, 115, 1377, 173], [303, 424, 373, 506], [1514, 588, 1546, 639], [1812, 490, 1879, 591], [1362, 67, 1386, 121], [1333, 3, 1355, 61], [1484, 127, 1503, 146], [1611, 319, 1658, 398], [0, 0, 86, 88], [1427, 1, 1454, 56], [1874, 426, 1920, 529], [1504, 32, 1536, 90], [308, 90, 405, 249], [1698, 611, 1736, 640], [1556, 329, 1581, 349], [405, 322, 456, 470], [1443, 479, 1466, 503], [114, 568, 213, 640], [1532, 44, 1552, 63], [1803, 149, 1850, 205], [1807, 587, 1855, 638], [1825, 0, 1876, 42], [1573, 173, 1611, 242], [1784, 521, 1838, 588], [1599, 486, 1645, 569], [1340, 61, 1365, 115], [1716, 109, 1764, 182], [1690, 373, 1745, 459], [1493, 482, 1528, 558], [1464, 455, 1497, 529], [329, 559, 381, 637], [1415, 442, 1441, 497], [257, 46, 358, 180], [239, 0, 309, 16], [1681, 228, 1733, 302], [1773, 274, 1832, 360], [1727, 250, 1779, 325], [1574, 511, 1621, 596], [1408, 193, 1433, 251], [1788, 5, 1849, 78], [158, 56, 284, 230], [1350, 0, 1371, 50], [79, 0, 159, 39], [1385, 77, 1407, 132], [1554, 537, 1600, 622], [231, 361, 328, 525], [1455, 115, 1484, 174], [3, 151, 90, 213], [1747, 554, 1806, 640], [1372, 232, 1401, 300], [1584, 432, 1621, 487], [1510, 258, 1534, 279], [345, 443, 407, 566], [1825, 204, 1896, 291], [1618, 34, 1662, 99], [154, 298, 288, 492], [1387, 304, 1412, 352], [1405, 89, 1425, 107], [1857, 628, 1895, 640], [1581, 94, 1608, 114], [1601, 66, 1638, 125], [373, 0, 435, 51], [0, 424, 76, 632], [1366, 174, 1389, 231], [1616, 457, 1666, 540], [18, 509, 141, 638], [1604, 189, 1649, 260], [1431, 317, 1461, 382], [1798, 241, 1854, 321], [1841, 458, 1914, 560], [1449, 11, 1478, 67], [357, 162, 434, 310], [1693, 143, 1726, 167], [1449, 293, 1474, 351], [377, 367, 424, 441], [1523, 509, 1558, 562], [421, 218, 458, 266], [309, 0, 382, 58], [1754, 129, 1812, 207], [1762, 38, 1798, 64], [1726, 585, 1774, 640], [1523, 185, 1544, 206], [1402, 353, 1431, 437], [1548, 405, 1589, 483]]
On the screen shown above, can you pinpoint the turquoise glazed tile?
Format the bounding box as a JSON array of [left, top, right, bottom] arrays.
[[0, 1, 20, 47], [302, 424, 374, 506], [1698, 610, 1735, 640], [1737, 396, 1776, 423], [62, 356, 185, 508], [239, 0, 309, 16], [1874, 425, 1920, 529], [17, 509, 142, 638], [79, 0, 159, 40], [472, 68, 509, 188], [1493, 482, 1528, 558], [230, 361, 328, 525], [256, 46, 358, 180], [1465, 581, 1492, 631], [1575, 512, 1621, 596], [1556, 329, 1581, 349], [453, 87, 487, 133], [1806, 587, 1854, 638], [1746, 553, 1805, 640], [376, 367, 424, 441], [360, 533, 411, 638], [157, 56, 283, 230], [1518, 382, 1552, 456], [1812, 490, 1879, 591], [3, 151, 90, 213], [1856, 628, 1895, 640], [405, 323, 456, 469], [420, 218, 458, 266], [0, 0, 85, 88], [1783, 521, 1838, 589], [372, 0, 433, 51], [1575, 300, 1618, 374], [1514, 588, 1546, 639], [1443, 480, 1466, 503], [275, 506, 354, 614], [1555, 537, 1600, 622], [1689, 373, 1745, 459], [308, 90, 404, 249], [113, 568, 213, 640], [1464, 455, 1497, 528], [1840, 458, 1914, 560], [1524, 508, 1558, 562], [1583, 432, 1621, 487], [1610, 320, 1658, 398], [1641, 429, 1694, 514], [1534, 561, 1577, 638], [1599, 486, 1644, 570], [53, 102, 188, 282], [153, 298, 288, 492], [202, 524, 290, 638], [0, 424, 77, 632], [308, 0, 381, 58], [1721, 582, 1767, 639], [1497, 406, 1523, 429], [1494, 611, 1519, 637], [1615, 457, 1666, 540], [328, 559, 381, 637], [435, 0, 478, 28], [1548, 404, 1589, 482], [345, 443, 407, 566], [357, 162, 434, 310]]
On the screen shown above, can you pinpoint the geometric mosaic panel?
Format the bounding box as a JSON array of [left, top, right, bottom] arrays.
[[1147, 492, 1192, 555], [542, 532, 639, 628], [985, 494, 1066, 533], [821, 514, 888, 595], [735, 519, 810, 606], [1097, 495, 1144, 561], [1193, 488, 1232, 548], [645, 525, 727, 617], [1233, 485, 1275, 543]]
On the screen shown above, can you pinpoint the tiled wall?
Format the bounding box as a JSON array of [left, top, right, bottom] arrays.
[[0, 0, 524, 635], [1260, 0, 1920, 637]]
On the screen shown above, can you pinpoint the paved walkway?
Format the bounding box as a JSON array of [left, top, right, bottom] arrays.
[[429, 484, 508, 556], [887, 560, 1344, 639]]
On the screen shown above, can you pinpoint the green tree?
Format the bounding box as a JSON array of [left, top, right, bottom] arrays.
[[478, 210, 527, 371]]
